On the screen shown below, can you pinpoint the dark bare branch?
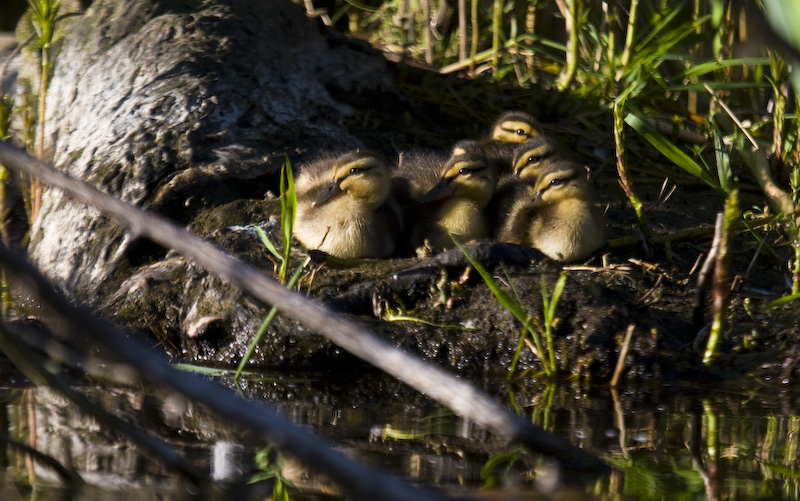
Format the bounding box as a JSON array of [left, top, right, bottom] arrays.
[[0, 139, 610, 473]]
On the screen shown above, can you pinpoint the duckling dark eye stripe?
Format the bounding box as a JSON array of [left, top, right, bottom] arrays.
[[548, 170, 580, 185]]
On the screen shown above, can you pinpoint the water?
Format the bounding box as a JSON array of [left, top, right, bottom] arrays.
[[1, 369, 798, 500]]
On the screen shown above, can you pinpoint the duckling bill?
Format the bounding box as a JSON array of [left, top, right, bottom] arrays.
[[293, 150, 402, 259]]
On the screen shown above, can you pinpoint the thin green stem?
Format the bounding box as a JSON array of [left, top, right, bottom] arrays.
[[556, 0, 579, 91], [793, 242, 800, 295], [234, 263, 305, 380], [469, 0, 478, 75], [491, 0, 502, 77], [614, 99, 652, 240], [704, 189, 739, 365], [615, 0, 638, 81]]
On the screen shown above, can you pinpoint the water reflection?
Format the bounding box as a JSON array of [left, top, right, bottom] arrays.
[[0, 371, 798, 499]]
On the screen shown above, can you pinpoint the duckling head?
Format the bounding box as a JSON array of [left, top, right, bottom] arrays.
[[511, 136, 561, 182], [530, 162, 591, 205], [422, 153, 498, 208], [490, 111, 543, 144], [313, 150, 391, 210], [450, 139, 486, 157]]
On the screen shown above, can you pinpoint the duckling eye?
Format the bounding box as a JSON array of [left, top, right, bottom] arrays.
[[516, 129, 528, 137], [458, 167, 471, 175], [527, 155, 542, 164], [550, 178, 563, 186], [350, 167, 362, 175]]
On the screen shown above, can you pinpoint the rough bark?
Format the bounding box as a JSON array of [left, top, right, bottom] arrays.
[[29, 0, 396, 299]]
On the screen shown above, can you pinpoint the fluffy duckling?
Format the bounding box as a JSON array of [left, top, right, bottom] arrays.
[[490, 136, 566, 222], [497, 161, 605, 262], [414, 150, 499, 249], [480, 111, 544, 173], [395, 140, 487, 201], [509, 135, 563, 182], [293, 150, 402, 259]]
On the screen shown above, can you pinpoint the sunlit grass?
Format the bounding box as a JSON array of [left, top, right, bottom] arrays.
[[235, 159, 305, 381], [452, 235, 566, 378], [27, 0, 61, 222]]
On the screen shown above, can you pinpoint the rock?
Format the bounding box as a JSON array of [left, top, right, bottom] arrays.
[[28, 0, 397, 300]]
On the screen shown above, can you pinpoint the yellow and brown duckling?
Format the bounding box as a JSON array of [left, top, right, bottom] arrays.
[[293, 150, 402, 259], [480, 111, 544, 173], [497, 161, 605, 262], [490, 136, 566, 222], [413, 149, 499, 250]]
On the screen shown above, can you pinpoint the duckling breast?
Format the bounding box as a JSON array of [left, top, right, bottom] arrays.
[[426, 198, 490, 248], [294, 198, 396, 259], [530, 199, 605, 262]]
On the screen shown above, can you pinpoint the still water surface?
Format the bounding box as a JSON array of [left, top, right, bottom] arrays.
[[0, 369, 798, 500]]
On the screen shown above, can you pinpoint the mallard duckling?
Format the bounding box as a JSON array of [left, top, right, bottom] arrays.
[[293, 150, 402, 259], [497, 161, 605, 262], [480, 111, 544, 173], [509, 136, 563, 182], [490, 136, 566, 222], [395, 140, 487, 201], [414, 151, 499, 249]]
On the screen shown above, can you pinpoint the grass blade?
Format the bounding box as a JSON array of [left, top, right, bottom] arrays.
[[452, 235, 553, 377], [677, 57, 771, 79], [451, 236, 527, 321], [234, 263, 305, 380], [278, 157, 297, 282], [255, 226, 283, 262], [709, 115, 733, 194], [625, 110, 724, 194]]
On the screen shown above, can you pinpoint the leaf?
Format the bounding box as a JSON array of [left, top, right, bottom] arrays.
[[172, 363, 245, 376], [709, 115, 733, 194], [256, 226, 283, 262], [676, 57, 771, 79], [767, 293, 800, 309], [625, 110, 724, 194], [451, 236, 527, 322], [545, 272, 567, 324], [278, 157, 297, 282]]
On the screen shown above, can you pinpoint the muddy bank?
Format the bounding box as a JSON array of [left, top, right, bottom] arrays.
[[5, 0, 797, 382]]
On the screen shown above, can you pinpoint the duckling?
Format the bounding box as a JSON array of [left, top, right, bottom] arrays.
[[497, 161, 605, 262], [490, 136, 566, 222], [480, 111, 544, 173], [293, 150, 402, 259], [414, 150, 499, 250], [395, 140, 487, 201]]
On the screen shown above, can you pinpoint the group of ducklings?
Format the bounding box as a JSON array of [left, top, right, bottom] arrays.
[[292, 111, 606, 263]]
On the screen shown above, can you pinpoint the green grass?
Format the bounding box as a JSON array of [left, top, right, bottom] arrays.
[[258, 158, 297, 285], [235, 159, 304, 380], [27, 0, 61, 221], [452, 235, 566, 378]]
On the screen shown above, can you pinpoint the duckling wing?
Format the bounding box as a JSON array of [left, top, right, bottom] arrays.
[[397, 150, 448, 200], [489, 176, 537, 225]]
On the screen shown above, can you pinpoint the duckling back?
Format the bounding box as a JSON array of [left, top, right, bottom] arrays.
[[293, 150, 402, 259], [498, 161, 605, 262]]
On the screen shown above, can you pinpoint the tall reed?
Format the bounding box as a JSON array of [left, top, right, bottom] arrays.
[[27, 0, 61, 222]]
